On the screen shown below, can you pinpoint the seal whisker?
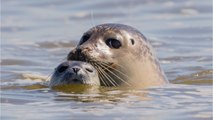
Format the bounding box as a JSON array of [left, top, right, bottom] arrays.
[[93, 64, 115, 86], [97, 64, 118, 87], [96, 67, 110, 87], [111, 63, 127, 71], [100, 68, 118, 87], [101, 62, 139, 85], [91, 62, 108, 87], [46, 71, 55, 82], [97, 68, 109, 87], [95, 62, 120, 87], [98, 62, 132, 86], [100, 62, 132, 80], [102, 61, 128, 73], [91, 60, 131, 86], [90, 10, 96, 28]]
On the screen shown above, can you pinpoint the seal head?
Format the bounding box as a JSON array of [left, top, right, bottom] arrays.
[[49, 61, 100, 87], [67, 23, 168, 88]]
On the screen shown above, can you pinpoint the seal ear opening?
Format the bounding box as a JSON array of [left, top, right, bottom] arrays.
[[130, 39, 135, 45]]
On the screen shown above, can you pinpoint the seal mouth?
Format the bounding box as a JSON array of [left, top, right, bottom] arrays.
[[72, 79, 79, 82], [72, 78, 84, 84], [65, 76, 84, 84]]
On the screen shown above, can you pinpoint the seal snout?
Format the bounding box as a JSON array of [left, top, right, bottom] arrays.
[[54, 62, 83, 84], [67, 46, 93, 62], [72, 67, 80, 74], [67, 48, 86, 62], [64, 66, 82, 79]]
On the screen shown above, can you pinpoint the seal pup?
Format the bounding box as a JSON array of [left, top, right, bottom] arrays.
[[67, 23, 168, 88], [49, 61, 100, 87]]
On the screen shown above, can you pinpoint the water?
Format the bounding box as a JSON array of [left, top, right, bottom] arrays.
[[1, 0, 212, 120]]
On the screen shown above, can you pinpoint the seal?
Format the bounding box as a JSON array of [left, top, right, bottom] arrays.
[[67, 23, 168, 88], [49, 61, 100, 87]]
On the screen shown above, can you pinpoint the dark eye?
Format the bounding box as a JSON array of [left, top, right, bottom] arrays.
[[106, 38, 121, 49], [79, 34, 90, 45], [57, 64, 69, 73], [85, 68, 93, 73]]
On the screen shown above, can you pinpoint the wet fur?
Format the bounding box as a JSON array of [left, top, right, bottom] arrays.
[[67, 23, 168, 88]]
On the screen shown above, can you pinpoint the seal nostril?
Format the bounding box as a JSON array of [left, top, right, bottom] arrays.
[[72, 67, 80, 73], [76, 48, 82, 54], [86, 68, 93, 73], [58, 65, 69, 73]]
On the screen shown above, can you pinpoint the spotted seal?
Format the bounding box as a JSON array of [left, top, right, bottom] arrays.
[[49, 61, 100, 87], [66, 23, 168, 88]]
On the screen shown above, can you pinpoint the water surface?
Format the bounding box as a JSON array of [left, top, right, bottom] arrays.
[[1, 0, 212, 120]]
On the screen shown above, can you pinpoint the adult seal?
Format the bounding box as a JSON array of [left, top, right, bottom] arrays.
[[67, 23, 168, 88], [49, 61, 100, 87]]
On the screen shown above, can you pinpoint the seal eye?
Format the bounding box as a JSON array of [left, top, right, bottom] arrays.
[[57, 65, 69, 73], [85, 68, 93, 73], [106, 38, 121, 49], [79, 34, 90, 45]]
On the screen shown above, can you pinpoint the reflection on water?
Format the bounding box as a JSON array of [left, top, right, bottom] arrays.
[[1, 0, 212, 120], [1, 84, 212, 120], [173, 70, 213, 85]]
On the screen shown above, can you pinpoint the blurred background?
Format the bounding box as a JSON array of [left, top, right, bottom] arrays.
[[1, 0, 212, 120], [2, 0, 212, 80]]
